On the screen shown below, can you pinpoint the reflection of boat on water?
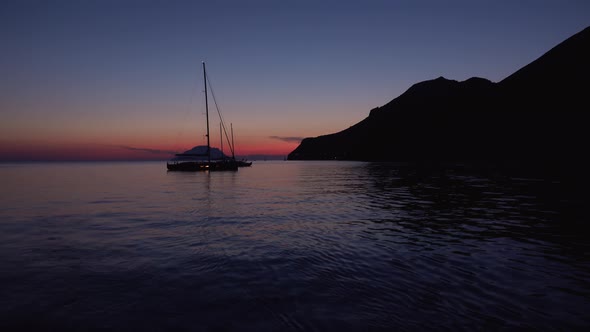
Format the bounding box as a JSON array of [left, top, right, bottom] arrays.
[[167, 62, 238, 172]]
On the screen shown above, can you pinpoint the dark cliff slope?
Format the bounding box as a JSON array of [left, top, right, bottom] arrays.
[[288, 26, 589, 162]]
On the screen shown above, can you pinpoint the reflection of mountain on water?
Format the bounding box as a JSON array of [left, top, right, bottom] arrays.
[[281, 160, 588, 328], [358, 163, 584, 251]]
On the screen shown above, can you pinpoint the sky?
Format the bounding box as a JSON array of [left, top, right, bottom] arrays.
[[1, 0, 589, 161]]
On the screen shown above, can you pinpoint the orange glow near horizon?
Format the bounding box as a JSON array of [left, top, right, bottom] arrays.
[[237, 141, 299, 156], [0, 142, 169, 161], [0, 136, 301, 161], [0, 89, 351, 161]]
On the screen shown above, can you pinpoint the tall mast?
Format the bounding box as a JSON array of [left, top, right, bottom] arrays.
[[203, 62, 210, 164], [220, 122, 223, 158]]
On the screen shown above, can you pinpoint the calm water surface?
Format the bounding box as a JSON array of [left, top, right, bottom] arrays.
[[0, 161, 588, 331]]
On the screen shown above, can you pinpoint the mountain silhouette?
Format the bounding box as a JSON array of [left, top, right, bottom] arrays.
[[288, 26, 589, 163]]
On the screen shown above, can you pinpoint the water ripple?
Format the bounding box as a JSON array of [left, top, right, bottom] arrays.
[[1, 161, 589, 330]]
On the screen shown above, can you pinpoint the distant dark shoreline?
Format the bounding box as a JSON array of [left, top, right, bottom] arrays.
[[0, 155, 286, 163]]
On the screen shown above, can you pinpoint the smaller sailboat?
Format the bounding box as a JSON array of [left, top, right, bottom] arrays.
[[236, 159, 253, 167], [167, 62, 238, 171], [230, 123, 252, 167]]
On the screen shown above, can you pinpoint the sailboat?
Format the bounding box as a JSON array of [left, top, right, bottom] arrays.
[[166, 62, 238, 171], [230, 123, 252, 167]]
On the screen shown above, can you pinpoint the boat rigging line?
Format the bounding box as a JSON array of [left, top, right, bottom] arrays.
[[205, 71, 235, 159]]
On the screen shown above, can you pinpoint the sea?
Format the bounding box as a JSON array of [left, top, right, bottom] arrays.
[[0, 161, 588, 331]]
